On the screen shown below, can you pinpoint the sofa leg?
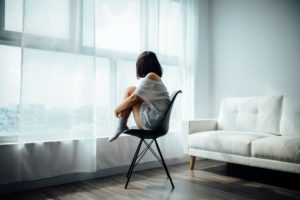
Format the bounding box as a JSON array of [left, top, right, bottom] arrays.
[[189, 156, 196, 170]]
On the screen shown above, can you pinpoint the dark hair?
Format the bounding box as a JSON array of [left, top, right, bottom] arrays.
[[136, 51, 163, 79]]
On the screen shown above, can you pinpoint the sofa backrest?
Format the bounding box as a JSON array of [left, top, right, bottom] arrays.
[[280, 96, 300, 137], [217, 96, 283, 135]]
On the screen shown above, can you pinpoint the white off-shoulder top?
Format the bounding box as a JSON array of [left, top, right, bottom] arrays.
[[134, 77, 170, 130]]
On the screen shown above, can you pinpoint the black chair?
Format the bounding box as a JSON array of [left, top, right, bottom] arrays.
[[122, 90, 182, 189]]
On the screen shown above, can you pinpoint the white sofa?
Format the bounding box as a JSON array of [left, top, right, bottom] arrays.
[[183, 96, 300, 174]]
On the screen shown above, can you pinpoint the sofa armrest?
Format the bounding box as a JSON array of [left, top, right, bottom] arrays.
[[182, 119, 218, 154], [183, 119, 218, 135]]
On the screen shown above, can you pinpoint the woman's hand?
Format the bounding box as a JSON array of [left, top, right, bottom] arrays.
[[118, 112, 125, 118], [114, 108, 120, 118], [114, 109, 127, 118], [114, 93, 142, 118]]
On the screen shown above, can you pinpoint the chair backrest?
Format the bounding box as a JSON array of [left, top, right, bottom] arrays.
[[155, 90, 182, 135]]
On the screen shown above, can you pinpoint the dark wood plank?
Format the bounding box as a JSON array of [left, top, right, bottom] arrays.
[[1, 159, 300, 200]]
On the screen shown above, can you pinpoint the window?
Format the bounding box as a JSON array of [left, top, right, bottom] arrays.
[[20, 49, 94, 141], [0, 45, 21, 136], [159, 0, 181, 56], [0, 0, 183, 141], [24, 0, 70, 39], [95, 58, 112, 135], [4, 0, 23, 32], [95, 0, 141, 53], [83, 0, 95, 47]]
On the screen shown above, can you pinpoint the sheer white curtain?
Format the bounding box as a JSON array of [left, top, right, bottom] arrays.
[[180, 0, 206, 120], [0, 0, 205, 182], [144, 0, 205, 159], [144, 0, 184, 159], [18, 0, 97, 180]]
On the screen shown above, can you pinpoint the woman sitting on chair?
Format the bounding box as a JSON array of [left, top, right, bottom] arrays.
[[109, 51, 170, 142]]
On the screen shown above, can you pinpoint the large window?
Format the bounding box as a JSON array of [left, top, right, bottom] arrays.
[[0, 0, 183, 141]]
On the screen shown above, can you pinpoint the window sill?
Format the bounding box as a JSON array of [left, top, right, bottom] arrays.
[[0, 135, 19, 144]]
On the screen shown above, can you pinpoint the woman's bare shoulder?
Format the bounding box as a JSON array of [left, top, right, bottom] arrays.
[[146, 72, 161, 81]]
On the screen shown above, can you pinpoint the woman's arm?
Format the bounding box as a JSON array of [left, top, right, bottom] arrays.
[[114, 93, 142, 117], [114, 72, 159, 117]]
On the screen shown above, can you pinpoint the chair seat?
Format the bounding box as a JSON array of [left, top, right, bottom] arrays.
[[123, 128, 165, 139]]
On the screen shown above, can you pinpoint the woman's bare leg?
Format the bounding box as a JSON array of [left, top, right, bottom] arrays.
[[132, 102, 143, 129], [120, 86, 143, 129], [109, 86, 143, 142], [118, 86, 136, 119]]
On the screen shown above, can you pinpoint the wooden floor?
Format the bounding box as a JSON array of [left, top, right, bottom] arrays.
[[2, 159, 300, 200]]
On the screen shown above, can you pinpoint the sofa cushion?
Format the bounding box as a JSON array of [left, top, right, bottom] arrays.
[[189, 131, 272, 156], [217, 96, 283, 135], [280, 96, 300, 137], [252, 136, 300, 164]]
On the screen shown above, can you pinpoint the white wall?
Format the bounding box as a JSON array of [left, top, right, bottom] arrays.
[[211, 0, 300, 116], [193, 0, 212, 119]]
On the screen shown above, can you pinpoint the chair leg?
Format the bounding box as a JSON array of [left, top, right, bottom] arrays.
[[126, 139, 143, 178], [125, 138, 143, 189], [189, 156, 196, 170], [154, 139, 174, 189]]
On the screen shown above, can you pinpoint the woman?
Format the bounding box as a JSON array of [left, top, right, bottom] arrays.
[[109, 51, 170, 142]]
